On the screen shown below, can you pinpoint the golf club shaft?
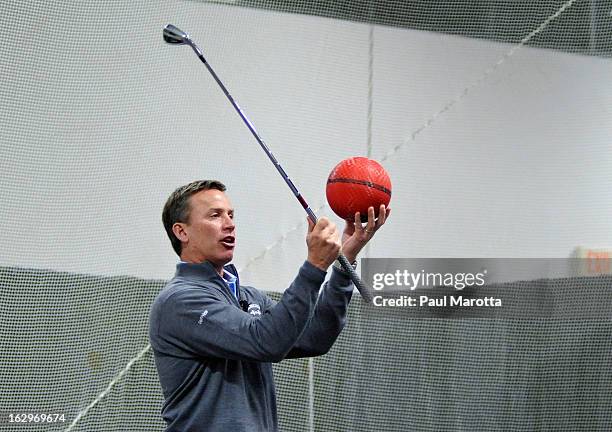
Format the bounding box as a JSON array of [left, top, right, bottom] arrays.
[[174, 29, 372, 302], [196, 53, 316, 221]]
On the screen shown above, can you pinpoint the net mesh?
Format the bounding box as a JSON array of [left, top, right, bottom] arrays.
[[1, 0, 611, 431], [1, 267, 610, 431]]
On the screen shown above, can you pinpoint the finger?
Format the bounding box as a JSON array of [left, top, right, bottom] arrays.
[[376, 204, 387, 227], [344, 217, 356, 235], [365, 206, 376, 234], [314, 217, 329, 235], [317, 217, 330, 231], [354, 212, 363, 232], [331, 226, 341, 244], [323, 224, 338, 245], [320, 220, 336, 239]]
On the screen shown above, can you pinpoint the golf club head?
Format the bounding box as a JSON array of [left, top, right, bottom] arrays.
[[163, 24, 190, 45]]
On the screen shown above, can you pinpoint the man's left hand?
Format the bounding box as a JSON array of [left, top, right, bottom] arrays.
[[341, 204, 391, 264]]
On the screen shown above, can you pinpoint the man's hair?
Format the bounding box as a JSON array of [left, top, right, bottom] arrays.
[[162, 180, 227, 256]]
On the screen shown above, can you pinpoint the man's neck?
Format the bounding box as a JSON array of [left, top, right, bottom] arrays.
[[180, 254, 224, 277]]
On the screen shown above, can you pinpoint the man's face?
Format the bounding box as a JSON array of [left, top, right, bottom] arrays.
[[178, 189, 236, 268]]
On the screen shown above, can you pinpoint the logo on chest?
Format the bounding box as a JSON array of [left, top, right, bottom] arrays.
[[247, 303, 262, 317]]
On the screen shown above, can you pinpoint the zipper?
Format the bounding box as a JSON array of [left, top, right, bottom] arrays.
[[210, 277, 241, 308]]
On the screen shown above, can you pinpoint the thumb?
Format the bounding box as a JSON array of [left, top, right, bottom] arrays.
[[307, 217, 315, 233]]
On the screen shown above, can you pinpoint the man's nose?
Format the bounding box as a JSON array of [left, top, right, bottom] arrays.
[[223, 214, 235, 230]]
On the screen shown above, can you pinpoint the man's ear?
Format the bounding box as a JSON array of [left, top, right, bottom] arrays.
[[172, 222, 188, 243]]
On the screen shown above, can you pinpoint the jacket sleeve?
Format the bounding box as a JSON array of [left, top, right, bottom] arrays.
[[153, 261, 326, 363], [263, 267, 353, 359]]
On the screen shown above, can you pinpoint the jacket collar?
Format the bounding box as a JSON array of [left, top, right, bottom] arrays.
[[175, 260, 240, 287]]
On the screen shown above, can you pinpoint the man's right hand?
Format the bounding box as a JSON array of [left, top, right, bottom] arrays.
[[306, 217, 341, 271]]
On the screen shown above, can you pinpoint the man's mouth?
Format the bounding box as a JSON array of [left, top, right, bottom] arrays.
[[220, 236, 235, 248]]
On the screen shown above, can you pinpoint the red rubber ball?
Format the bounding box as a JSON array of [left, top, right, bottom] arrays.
[[326, 157, 392, 221]]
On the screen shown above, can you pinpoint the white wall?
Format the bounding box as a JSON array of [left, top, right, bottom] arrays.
[[1, 1, 611, 290]]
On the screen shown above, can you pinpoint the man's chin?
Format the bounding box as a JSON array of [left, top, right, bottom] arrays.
[[212, 253, 234, 267]]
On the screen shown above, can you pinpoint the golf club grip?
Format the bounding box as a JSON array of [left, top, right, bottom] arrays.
[[337, 254, 372, 303]]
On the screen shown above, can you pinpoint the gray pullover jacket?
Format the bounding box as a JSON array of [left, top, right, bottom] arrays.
[[149, 260, 353, 432]]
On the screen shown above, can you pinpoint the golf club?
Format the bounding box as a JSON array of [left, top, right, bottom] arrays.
[[163, 24, 373, 303]]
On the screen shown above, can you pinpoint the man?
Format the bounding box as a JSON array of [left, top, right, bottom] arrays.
[[149, 180, 389, 431]]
